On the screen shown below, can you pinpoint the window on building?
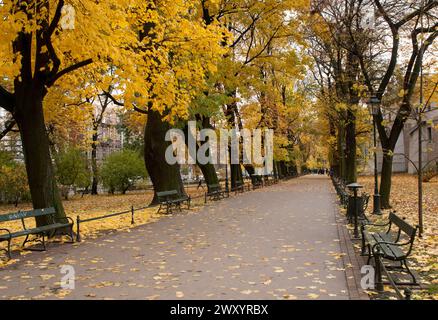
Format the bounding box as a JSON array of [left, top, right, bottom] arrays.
[[428, 127, 433, 143]]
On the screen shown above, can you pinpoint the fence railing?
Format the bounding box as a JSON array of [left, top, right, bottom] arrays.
[[76, 205, 151, 242]]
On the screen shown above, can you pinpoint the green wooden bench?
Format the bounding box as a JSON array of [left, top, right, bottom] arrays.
[[0, 208, 74, 260], [263, 175, 275, 186], [231, 180, 245, 194], [204, 184, 229, 203], [361, 212, 418, 285], [156, 190, 191, 214], [251, 175, 263, 190]]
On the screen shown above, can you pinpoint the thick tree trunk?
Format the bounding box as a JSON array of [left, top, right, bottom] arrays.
[[278, 162, 283, 177], [328, 116, 340, 176], [380, 153, 394, 209], [376, 111, 405, 209], [281, 161, 287, 177], [380, 150, 394, 209], [14, 89, 66, 226], [91, 132, 99, 195], [225, 100, 244, 188], [231, 163, 243, 188], [200, 163, 219, 190], [337, 123, 346, 181], [183, 120, 219, 192], [345, 109, 357, 184], [273, 160, 278, 179], [144, 110, 186, 204]]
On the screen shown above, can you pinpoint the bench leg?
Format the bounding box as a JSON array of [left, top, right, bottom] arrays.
[[68, 226, 75, 243], [6, 239, 12, 260], [22, 234, 30, 248], [403, 260, 417, 285], [360, 226, 367, 256], [22, 234, 47, 252], [366, 244, 373, 265], [42, 234, 47, 251], [373, 249, 384, 292]]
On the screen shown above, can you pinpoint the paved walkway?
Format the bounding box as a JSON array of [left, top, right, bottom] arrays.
[[0, 176, 367, 300]]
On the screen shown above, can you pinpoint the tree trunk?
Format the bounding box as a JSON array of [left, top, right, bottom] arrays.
[[377, 115, 405, 209], [231, 163, 243, 188], [380, 151, 394, 209], [337, 123, 346, 181], [91, 131, 99, 195], [273, 160, 278, 179], [144, 109, 186, 204], [183, 120, 219, 192], [345, 109, 357, 184], [14, 89, 66, 226]]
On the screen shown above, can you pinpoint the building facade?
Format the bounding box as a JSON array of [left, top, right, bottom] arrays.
[[363, 102, 438, 175]]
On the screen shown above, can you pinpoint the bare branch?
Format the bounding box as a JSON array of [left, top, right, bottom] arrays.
[[47, 59, 93, 87], [0, 119, 17, 141], [0, 86, 14, 113]]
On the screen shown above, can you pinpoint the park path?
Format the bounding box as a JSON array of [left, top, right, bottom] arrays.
[[0, 176, 367, 300]]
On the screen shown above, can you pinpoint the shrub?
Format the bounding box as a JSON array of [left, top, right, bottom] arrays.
[[100, 149, 147, 194], [55, 148, 91, 199], [0, 151, 30, 205]]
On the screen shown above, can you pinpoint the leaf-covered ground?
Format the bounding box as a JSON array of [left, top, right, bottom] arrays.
[[0, 176, 365, 300], [0, 186, 208, 266], [358, 174, 438, 300]]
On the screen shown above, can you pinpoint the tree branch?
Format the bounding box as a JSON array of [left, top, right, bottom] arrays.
[[47, 59, 93, 87], [0, 85, 14, 113], [47, 0, 65, 38], [395, 0, 438, 28], [0, 120, 17, 141]]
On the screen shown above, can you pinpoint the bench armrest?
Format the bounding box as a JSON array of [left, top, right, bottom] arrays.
[[0, 228, 12, 239], [54, 216, 74, 225], [371, 241, 409, 254]]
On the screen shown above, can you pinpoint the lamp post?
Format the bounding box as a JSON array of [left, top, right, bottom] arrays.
[[225, 163, 229, 193], [368, 96, 382, 215], [347, 182, 364, 239]]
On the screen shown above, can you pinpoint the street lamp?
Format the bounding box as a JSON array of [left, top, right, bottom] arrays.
[[367, 96, 382, 215], [225, 162, 229, 193]]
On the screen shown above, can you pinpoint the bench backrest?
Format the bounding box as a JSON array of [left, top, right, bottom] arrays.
[[157, 190, 178, 197], [389, 212, 417, 238], [208, 184, 221, 191], [0, 207, 56, 223]]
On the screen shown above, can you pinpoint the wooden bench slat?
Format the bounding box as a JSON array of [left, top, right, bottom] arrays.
[[0, 207, 74, 260], [361, 211, 418, 285], [157, 190, 179, 197], [389, 212, 416, 238], [0, 208, 56, 222]]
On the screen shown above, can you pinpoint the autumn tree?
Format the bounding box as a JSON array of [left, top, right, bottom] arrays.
[[199, 0, 310, 188], [307, 0, 377, 184], [0, 0, 139, 225], [347, 0, 438, 208]]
